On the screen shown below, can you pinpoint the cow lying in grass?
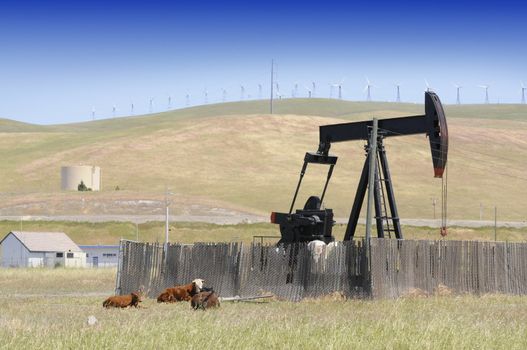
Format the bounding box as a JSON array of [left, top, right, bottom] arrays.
[[103, 292, 142, 308], [191, 287, 220, 310], [157, 279, 204, 303]]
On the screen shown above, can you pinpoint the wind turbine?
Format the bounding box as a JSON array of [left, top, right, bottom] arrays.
[[364, 77, 376, 101], [394, 83, 401, 103], [167, 96, 172, 110], [222, 88, 227, 102], [185, 93, 190, 106], [112, 105, 116, 118], [292, 82, 298, 98], [275, 83, 284, 100], [204, 88, 209, 104], [521, 81, 526, 104], [131, 102, 134, 115], [312, 82, 316, 97], [258, 84, 262, 99], [478, 84, 490, 104], [453, 83, 462, 105], [149, 97, 154, 113], [91, 106, 95, 121], [304, 85, 312, 98], [331, 78, 345, 99], [425, 79, 432, 92], [240, 85, 245, 100]]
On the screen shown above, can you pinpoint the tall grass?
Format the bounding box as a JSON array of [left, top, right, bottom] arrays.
[[0, 295, 526, 349], [1, 260, 526, 349], [0, 268, 115, 294]]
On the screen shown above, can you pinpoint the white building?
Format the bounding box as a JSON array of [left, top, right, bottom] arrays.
[[61, 165, 101, 191], [0, 231, 86, 268], [79, 245, 119, 267]]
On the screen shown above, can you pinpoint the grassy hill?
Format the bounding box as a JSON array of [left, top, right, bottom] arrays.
[[1, 98, 526, 221]]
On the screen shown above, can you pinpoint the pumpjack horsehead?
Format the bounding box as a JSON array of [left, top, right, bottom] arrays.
[[271, 91, 448, 243]]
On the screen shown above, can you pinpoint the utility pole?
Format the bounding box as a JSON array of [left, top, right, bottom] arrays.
[[494, 206, 497, 241], [165, 202, 169, 244], [165, 188, 171, 249], [432, 198, 437, 220], [365, 118, 378, 241], [270, 59, 274, 114]]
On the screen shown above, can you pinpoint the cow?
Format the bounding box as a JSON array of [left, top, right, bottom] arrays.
[[191, 288, 220, 310], [307, 240, 327, 263], [157, 278, 204, 303], [103, 292, 142, 308]]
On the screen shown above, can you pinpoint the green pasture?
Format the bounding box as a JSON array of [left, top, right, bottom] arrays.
[[0, 220, 525, 245]]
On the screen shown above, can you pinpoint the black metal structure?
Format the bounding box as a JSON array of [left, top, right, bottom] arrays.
[[271, 152, 337, 244], [271, 92, 448, 243]]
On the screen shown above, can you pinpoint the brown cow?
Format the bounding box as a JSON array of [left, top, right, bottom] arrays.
[[103, 292, 142, 308], [191, 289, 220, 310], [156, 290, 174, 303], [157, 278, 204, 303]]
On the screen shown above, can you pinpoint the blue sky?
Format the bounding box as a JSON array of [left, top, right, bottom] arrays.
[[0, 0, 526, 124]]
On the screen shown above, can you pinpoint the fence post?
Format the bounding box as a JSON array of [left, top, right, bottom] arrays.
[[114, 239, 125, 295], [494, 206, 497, 241], [233, 242, 242, 297]]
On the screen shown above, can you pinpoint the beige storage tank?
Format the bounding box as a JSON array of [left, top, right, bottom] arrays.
[[61, 166, 101, 191]]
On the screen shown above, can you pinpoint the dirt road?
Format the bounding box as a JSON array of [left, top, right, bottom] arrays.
[[1, 215, 526, 228]]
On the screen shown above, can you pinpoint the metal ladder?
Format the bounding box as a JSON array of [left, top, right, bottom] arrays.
[[375, 155, 394, 238]]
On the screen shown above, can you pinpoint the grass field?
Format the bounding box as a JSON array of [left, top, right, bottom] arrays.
[[0, 268, 526, 349], [1, 220, 525, 245], [1, 99, 526, 220]]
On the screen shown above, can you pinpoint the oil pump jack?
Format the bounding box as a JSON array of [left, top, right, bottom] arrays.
[[271, 92, 448, 243]]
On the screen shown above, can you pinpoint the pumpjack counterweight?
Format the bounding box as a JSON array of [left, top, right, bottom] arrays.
[[271, 92, 448, 243]]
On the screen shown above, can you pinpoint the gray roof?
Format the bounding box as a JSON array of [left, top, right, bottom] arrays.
[[1, 231, 82, 252]]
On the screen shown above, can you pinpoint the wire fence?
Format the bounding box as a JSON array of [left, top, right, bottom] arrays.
[[116, 238, 527, 300], [116, 240, 369, 301], [370, 239, 527, 297]]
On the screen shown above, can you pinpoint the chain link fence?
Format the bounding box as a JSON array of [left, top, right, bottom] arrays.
[[370, 239, 527, 297], [116, 240, 369, 301], [116, 238, 527, 300]]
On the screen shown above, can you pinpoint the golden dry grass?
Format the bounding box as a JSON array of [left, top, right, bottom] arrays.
[[1, 99, 526, 220], [1, 290, 526, 349], [1, 263, 527, 349]]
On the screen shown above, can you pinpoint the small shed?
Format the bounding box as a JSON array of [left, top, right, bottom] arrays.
[[79, 245, 120, 267], [0, 231, 86, 268]]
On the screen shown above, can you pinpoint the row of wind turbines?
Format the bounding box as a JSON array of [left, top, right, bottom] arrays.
[[91, 80, 527, 120], [331, 78, 527, 105]]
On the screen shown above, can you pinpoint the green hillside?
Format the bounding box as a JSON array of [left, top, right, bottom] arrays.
[[1, 98, 526, 221]]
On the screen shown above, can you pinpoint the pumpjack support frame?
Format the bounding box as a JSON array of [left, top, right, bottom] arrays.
[[344, 136, 402, 240]]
